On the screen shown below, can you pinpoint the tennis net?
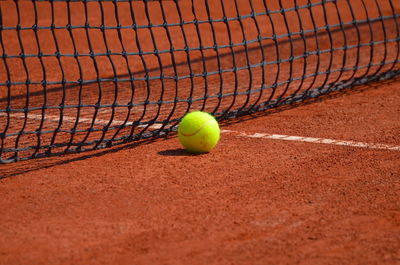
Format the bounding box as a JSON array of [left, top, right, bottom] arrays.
[[0, 0, 399, 163]]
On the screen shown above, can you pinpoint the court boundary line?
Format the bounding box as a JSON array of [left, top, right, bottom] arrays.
[[2, 113, 399, 151], [221, 130, 400, 151]]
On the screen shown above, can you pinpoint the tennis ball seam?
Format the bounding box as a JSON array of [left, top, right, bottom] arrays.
[[178, 119, 216, 137]]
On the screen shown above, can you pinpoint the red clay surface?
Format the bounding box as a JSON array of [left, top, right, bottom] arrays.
[[0, 77, 399, 265], [1, 0, 400, 264]]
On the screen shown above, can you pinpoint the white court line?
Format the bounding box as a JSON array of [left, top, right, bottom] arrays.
[[232, 131, 400, 151], [0, 112, 162, 129], [2, 113, 399, 151]]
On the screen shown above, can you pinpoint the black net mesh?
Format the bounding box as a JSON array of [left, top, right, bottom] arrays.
[[0, 0, 399, 163]]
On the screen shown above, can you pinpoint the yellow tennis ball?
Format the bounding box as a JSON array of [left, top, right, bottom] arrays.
[[178, 111, 220, 153]]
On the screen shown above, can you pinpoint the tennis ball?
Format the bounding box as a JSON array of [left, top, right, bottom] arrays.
[[178, 111, 220, 153]]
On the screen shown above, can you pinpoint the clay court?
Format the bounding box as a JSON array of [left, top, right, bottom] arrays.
[[0, 0, 399, 264]]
